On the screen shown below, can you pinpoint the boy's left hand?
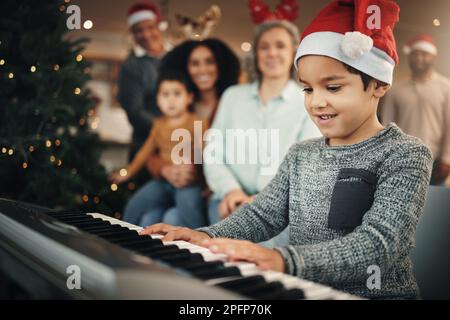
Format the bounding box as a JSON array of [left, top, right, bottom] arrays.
[[201, 238, 286, 273]]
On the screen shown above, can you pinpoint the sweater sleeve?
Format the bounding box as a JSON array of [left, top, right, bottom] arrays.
[[197, 144, 295, 241], [276, 143, 433, 285]]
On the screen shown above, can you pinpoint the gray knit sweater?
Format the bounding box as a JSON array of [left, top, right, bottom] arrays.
[[198, 124, 433, 299]]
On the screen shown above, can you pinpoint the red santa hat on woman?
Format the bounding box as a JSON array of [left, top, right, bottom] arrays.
[[127, 1, 166, 29], [295, 0, 400, 85], [403, 34, 438, 56]]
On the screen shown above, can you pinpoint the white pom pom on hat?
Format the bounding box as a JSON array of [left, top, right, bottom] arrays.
[[341, 31, 373, 59]]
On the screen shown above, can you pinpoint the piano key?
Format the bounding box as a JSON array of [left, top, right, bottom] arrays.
[[159, 252, 205, 264], [196, 268, 241, 280], [48, 211, 88, 218], [69, 220, 111, 228]]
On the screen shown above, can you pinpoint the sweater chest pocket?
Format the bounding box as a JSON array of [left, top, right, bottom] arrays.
[[328, 168, 377, 232]]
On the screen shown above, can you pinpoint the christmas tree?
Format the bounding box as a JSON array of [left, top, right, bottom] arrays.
[[0, 0, 129, 216]]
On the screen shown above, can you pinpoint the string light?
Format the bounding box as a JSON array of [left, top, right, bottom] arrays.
[[29, 146, 35, 152], [50, 155, 56, 162], [82, 195, 89, 203], [55, 139, 61, 146], [22, 162, 28, 169], [57, 159, 62, 166], [0, 59, 5, 65], [59, 5, 65, 12], [53, 64, 60, 71], [119, 169, 128, 177], [79, 118, 86, 126], [93, 196, 100, 204], [110, 184, 118, 191], [30, 65, 36, 72], [74, 87, 81, 95], [8, 72, 14, 79], [45, 140, 52, 148], [433, 18, 441, 27], [76, 54, 83, 62], [1, 147, 6, 154], [83, 20, 93, 30], [71, 168, 77, 175], [241, 42, 252, 52], [114, 212, 121, 219], [8, 149, 14, 155], [87, 109, 95, 117], [90, 117, 100, 129]]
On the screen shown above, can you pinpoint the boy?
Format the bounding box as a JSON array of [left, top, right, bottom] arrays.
[[140, 0, 433, 299], [111, 70, 208, 228]]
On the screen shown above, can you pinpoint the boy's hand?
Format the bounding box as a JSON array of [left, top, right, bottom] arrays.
[[108, 171, 129, 185], [202, 238, 286, 273], [219, 189, 251, 219], [139, 223, 211, 245]]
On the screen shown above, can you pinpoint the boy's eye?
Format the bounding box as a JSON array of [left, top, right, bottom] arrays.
[[327, 85, 342, 92], [302, 87, 313, 94]]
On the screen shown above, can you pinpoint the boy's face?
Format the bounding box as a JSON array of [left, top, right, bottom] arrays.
[[297, 55, 387, 145], [157, 80, 193, 118]]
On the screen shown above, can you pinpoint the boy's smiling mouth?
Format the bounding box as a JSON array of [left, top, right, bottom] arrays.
[[315, 113, 338, 124]]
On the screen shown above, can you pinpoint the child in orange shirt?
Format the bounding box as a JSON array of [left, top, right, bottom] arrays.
[[110, 70, 208, 228]]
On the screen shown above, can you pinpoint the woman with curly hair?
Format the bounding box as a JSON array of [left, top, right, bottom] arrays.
[[123, 38, 240, 228]]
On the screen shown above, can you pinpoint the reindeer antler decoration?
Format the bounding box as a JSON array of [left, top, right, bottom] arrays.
[[175, 5, 222, 40], [248, 0, 299, 24]]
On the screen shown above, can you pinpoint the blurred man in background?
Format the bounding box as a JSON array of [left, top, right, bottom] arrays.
[[380, 34, 450, 185], [118, 1, 167, 161]]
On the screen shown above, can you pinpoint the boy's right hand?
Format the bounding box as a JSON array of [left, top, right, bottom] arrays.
[[139, 223, 211, 245]]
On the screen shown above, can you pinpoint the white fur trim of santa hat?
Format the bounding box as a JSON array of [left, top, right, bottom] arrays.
[[128, 10, 157, 26], [403, 41, 438, 56], [295, 31, 396, 85]]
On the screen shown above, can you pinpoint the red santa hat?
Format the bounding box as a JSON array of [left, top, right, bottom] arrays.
[[403, 34, 438, 56], [294, 0, 400, 85], [127, 2, 162, 27]]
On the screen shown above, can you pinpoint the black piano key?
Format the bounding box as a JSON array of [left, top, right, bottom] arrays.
[[98, 234, 143, 243], [70, 220, 112, 228], [150, 248, 190, 258], [94, 229, 139, 238], [145, 245, 185, 259], [138, 245, 180, 255], [193, 266, 242, 280], [114, 237, 162, 247], [216, 275, 266, 290], [258, 288, 306, 300], [159, 252, 204, 264], [78, 224, 122, 232], [179, 260, 223, 271], [49, 212, 88, 218], [56, 216, 98, 223], [236, 281, 285, 298]]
